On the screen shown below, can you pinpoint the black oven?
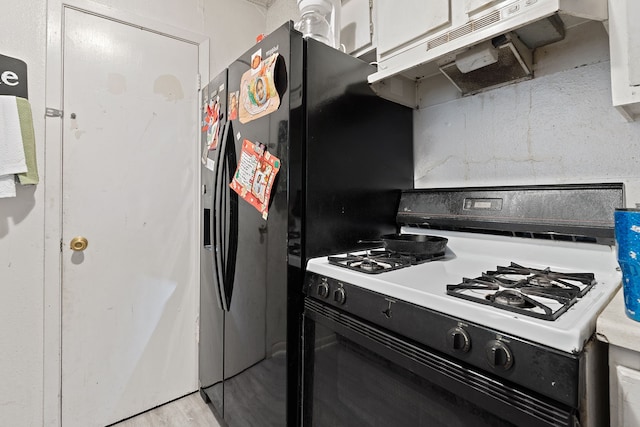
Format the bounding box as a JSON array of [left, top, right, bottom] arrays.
[[301, 290, 579, 427]]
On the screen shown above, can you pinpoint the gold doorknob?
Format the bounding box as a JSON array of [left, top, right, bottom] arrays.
[[70, 236, 88, 251]]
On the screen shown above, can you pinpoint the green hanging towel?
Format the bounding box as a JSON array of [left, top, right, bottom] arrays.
[[16, 97, 39, 185]]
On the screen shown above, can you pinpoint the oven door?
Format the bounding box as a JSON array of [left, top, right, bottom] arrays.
[[302, 298, 576, 427]]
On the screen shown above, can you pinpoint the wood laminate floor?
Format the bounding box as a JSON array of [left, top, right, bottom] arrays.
[[110, 392, 221, 427], [110, 353, 285, 427]]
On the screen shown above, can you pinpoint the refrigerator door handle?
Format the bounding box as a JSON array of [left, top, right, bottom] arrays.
[[213, 120, 232, 311], [223, 128, 239, 310]]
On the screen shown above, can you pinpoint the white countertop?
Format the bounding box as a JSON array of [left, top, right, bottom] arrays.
[[596, 288, 640, 353]]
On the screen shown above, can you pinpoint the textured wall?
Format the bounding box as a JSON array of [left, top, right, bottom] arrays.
[[414, 21, 640, 205]]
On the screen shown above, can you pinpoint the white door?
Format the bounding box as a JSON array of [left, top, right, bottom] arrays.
[[61, 8, 200, 427]]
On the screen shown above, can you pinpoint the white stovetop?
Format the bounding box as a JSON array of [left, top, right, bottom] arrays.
[[306, 228, 622, 354]]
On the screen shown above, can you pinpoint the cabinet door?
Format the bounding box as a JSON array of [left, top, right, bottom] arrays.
[[341, 0, 373, 56], [376, 0, 451, 57], [626, 0, 640, 86], [608, 0, 640, 121], [465, 0, 501, 15]]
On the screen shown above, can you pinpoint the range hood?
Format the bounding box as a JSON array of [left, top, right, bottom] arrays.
[[369, 0, 607, 108]]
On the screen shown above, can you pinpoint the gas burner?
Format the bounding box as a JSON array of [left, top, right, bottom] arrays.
[[491, 263, 596, 297], [354, 259, 390, 272], [447, 262, 597, 320], [328, 249, 445, 274], [528, 276, 554, 288], [488, 290, 535, 308]]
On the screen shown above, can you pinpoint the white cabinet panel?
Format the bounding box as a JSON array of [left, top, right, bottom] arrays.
[[465, 0, 500, 14], [617, 365, 640, 427], [626, 0, 640, 86], [608, 0, 640, 120], [598, 290, 640, 427], [376, 0, 451, 57]]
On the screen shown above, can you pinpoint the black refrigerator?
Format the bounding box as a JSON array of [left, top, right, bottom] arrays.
[[199, 22, 413, 427]]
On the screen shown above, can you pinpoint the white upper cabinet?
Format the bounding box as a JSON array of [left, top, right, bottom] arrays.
[[376, 0, 451, 59], [465, 0, 503, 14], [608, 0, 640, 121], [341, 0, 375, 58]]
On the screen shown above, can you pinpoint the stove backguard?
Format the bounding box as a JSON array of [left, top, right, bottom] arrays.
[[396, 183, 624, 245]]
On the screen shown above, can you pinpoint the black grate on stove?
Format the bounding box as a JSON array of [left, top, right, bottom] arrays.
[[328, 249, 445, 274], [446, 262, 597, 321]]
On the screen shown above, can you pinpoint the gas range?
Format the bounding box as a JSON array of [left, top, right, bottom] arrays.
[[302, 184, 624, 427]]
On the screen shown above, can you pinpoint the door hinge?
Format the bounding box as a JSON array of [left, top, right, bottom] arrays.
[[60, 239, 63, 252], [197, 74, 201, 91], [45, 108, 63, 118]]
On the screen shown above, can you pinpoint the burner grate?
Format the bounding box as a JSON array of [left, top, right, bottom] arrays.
[[446, 262, 597, 320], [328, 249, 445, 274]]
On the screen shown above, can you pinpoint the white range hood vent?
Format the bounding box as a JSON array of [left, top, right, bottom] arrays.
[[369, 0, 607, 108], [439, 33, 533, 96]]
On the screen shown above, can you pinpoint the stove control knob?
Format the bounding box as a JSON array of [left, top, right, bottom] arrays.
[[333, 287, 347, 305], [486, 340, 513, 370], [448, 327, 471, 353], [317, 280, 330, 299]]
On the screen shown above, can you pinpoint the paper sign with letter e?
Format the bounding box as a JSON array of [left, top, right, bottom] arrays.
[[0, 54, 28, 99]]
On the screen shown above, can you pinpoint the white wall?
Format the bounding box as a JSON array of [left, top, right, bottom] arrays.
[[85, 0, 269, 77], [265, 0, 300, 34], [0, 1, 268, 425], [414, 21, 640, 205], [0, 0, 47, 425]]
